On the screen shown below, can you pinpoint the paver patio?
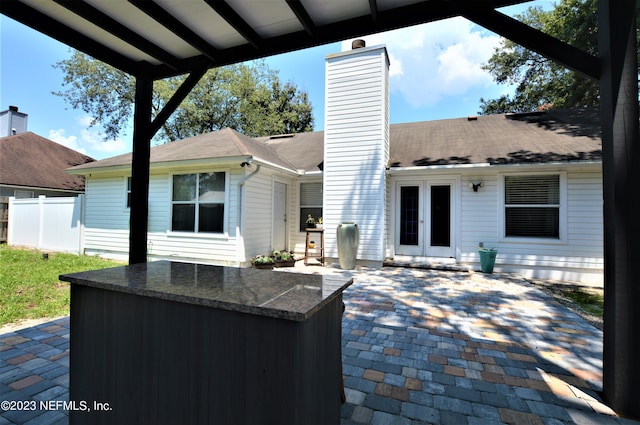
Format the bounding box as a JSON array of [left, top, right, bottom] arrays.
[[1, 265, 638, 425]]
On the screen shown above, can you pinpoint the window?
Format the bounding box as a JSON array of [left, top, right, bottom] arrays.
[[504, 174, 560, 238], [14, 190, 34, 199], [126, 177, 131, 208], [299, 182, 322, 231], [172, 172, 225, 233]]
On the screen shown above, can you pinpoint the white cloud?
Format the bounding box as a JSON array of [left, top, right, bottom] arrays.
[[48, 128, 86, 155], [342, 17, 502, 108], [48, 115, 130, 159]]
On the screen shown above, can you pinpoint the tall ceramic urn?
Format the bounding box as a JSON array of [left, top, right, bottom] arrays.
[[337, 223, 359, 270]]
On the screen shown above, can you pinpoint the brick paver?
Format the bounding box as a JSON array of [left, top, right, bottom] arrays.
[[329, 266, 639, 425], [0, 317, 70, 425], [2, 267, 640, 425]]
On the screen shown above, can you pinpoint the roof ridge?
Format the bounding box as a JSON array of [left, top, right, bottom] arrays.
[[225, 127, 299, 171], [224, 127, 253, 156]]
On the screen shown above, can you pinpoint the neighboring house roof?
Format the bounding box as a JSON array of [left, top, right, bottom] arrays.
[[0, 132, 94, 192], [67, 108, 602, 175]]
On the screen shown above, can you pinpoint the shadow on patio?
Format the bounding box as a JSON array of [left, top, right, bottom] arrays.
[[1, 266, 639, 425]]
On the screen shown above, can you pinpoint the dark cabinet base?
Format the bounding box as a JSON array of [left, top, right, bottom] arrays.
[[69, 285, 343, 425]]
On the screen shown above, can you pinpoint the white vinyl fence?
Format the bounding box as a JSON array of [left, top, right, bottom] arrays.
[[8, 195, 84, 253]]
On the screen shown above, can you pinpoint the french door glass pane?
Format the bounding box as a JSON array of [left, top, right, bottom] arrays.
[[431, 185, 450, 247], [400, 186, 419, 245]]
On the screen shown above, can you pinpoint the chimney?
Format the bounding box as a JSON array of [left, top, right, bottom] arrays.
[[0, 106, 28, 136], [323, 41, 390, 266]]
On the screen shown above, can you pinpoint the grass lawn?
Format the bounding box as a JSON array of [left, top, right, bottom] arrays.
[[531, 280, 604, 330], [0, 245, 123, 326]]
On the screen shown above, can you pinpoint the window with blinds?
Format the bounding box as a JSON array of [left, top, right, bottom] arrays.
[[300, 182, 322, 231], [504, 174, 560, 238]]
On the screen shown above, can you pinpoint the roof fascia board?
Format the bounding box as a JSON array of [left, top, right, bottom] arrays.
[[387, 160, 602, 174], [252, 158, 299, 176], [65, 155, 295, 176], [0, 184, 84, 194]]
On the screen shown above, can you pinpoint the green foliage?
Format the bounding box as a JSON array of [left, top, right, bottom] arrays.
[[0, 246, 122, 326], [251, 254, 274, 264], [271, 250, 294, 262], [563, 287, 603, 317], [53, 50, 136, 140], [480, 0, 604, 114], [53, 53, 314, 142]]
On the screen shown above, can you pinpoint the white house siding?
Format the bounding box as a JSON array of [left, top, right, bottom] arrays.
[[458, 165, 603, 284], [323, 45, 390, 264], [387, 164, 603, 284], [241, 167, 295, 261], [83, 168, 244, 265], [83, 177, 130, 258]]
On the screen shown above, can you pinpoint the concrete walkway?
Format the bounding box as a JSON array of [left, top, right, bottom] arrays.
[[1, 265, 638, 424]]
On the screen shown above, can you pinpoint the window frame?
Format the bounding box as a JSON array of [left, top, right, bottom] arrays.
[[125, 177, 131, 209], [498, 171, 567, 244], [168, 171, 229, 235], [299, 181, 323, 232]]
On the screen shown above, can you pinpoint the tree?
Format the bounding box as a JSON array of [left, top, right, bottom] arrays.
[[479, 0, 602, 114], [53, 51, 314, 142]]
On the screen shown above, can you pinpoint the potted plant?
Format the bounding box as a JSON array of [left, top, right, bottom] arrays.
[[251, 254, 275, 269], [272, 250, 296, 267], [316, 217, 323, 229], [305, 214, 316, 229]]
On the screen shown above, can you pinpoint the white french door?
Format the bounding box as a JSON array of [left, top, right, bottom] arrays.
[[396, 180, 456, 258]]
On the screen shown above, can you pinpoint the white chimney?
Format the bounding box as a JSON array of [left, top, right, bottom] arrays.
[[0, 106, 28, 137], [323, 40, 390, 266]]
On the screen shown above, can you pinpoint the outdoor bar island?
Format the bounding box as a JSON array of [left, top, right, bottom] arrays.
[[60, 261, 353, 425]]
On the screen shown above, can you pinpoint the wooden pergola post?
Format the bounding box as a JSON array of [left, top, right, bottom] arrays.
[[128, 65, 153, 265], [599, 0, 640, 418]]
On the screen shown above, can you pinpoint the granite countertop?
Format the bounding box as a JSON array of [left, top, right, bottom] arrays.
[[59, 261, 353, 321]]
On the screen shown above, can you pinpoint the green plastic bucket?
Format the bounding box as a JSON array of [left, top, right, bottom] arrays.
[[478, 248, 497, 274]]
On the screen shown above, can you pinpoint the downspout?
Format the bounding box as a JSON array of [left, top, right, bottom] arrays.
[[237, 163, 261, 264]]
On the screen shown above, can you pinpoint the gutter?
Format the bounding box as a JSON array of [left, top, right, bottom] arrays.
[[237, 163, 261, 263], [387, 160, 602, 175]]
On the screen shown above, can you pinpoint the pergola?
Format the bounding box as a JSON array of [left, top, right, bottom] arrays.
[[2, 0, 638, 418]]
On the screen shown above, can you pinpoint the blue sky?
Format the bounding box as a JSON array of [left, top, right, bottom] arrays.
[[0, 1, 553, 160]]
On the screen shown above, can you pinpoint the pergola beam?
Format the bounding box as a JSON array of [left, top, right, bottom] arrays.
[[463, 7, 599, 80], [128, 0, 219, 63], [53, 0, 180, 70], [0, 1, 140, 75]]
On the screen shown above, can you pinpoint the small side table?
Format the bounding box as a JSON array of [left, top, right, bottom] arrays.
[[304, 228, 325, 265]]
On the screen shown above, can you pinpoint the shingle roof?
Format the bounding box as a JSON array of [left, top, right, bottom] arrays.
[[68, 108, 601, 175], [0, 132, 94, 191], [69, 127, 297, 172], [388, 108, 601, 167]]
